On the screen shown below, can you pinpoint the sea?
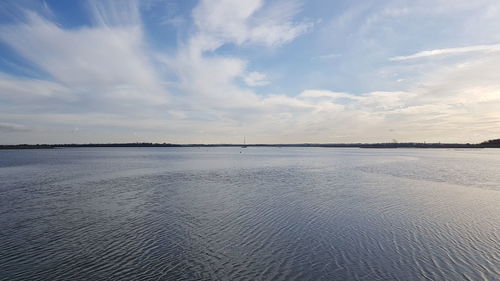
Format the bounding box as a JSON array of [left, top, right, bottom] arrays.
[[0, 147, 499, 280]]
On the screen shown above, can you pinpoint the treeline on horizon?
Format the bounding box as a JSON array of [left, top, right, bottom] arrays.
[[1, 139, 500, 149]]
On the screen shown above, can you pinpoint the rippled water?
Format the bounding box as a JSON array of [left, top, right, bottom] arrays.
[[0, 147, 499, 280]]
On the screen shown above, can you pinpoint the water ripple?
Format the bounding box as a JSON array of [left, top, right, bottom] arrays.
[[0, 147, 499, 280]]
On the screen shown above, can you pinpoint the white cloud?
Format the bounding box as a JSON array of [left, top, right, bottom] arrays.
[[391, 43, 500, 61], [88, 0, 141, 27], [299, 90, 354, 99], [192, 0, 312, 51], [243, 71, 269, 86], [311, 53, 341, 60], [0, 73, 74, 101], [162, 0, 311, 113], [0, 8, 168, 108]]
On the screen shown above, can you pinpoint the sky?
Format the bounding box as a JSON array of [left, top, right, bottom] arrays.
[[1, 0, 500, 144]]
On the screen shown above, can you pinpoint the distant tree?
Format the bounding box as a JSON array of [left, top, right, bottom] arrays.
[[480, 139, 500, 147]]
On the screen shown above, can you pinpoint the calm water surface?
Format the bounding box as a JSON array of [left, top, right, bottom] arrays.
[[0, 147, 499, 280]]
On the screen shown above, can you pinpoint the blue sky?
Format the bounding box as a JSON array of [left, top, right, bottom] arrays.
[[1, 0, 500, 144]]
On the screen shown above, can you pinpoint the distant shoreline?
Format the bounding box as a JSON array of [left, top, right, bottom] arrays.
[[1, 140, 499, 149]]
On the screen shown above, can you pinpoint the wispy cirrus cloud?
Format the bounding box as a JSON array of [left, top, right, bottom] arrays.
[[243, 71, 269, 86], [0, 73, 74, 101], [0, 4, 168, 109], [311, 53, 341, 61], [192, 0, 312, 50], [390, 43, 500, 61]]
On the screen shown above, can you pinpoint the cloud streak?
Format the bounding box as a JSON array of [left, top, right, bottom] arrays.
[[192, 0, 312, 50], [390, 43, 500, 61], [0, 4, 168, 110]]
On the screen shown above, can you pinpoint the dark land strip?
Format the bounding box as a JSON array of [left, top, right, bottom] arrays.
[[1, 139, 499, 149]]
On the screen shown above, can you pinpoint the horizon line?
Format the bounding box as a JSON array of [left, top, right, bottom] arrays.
[[1, 139, 499, 149]]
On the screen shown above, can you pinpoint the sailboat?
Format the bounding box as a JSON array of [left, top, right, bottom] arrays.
[[241, 136, 247, 148]]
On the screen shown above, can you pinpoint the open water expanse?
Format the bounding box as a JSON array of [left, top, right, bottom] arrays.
[[0, 147, 499, 280]]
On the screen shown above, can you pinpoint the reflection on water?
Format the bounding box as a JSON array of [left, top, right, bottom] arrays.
[[0, 147, 499, 280]]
